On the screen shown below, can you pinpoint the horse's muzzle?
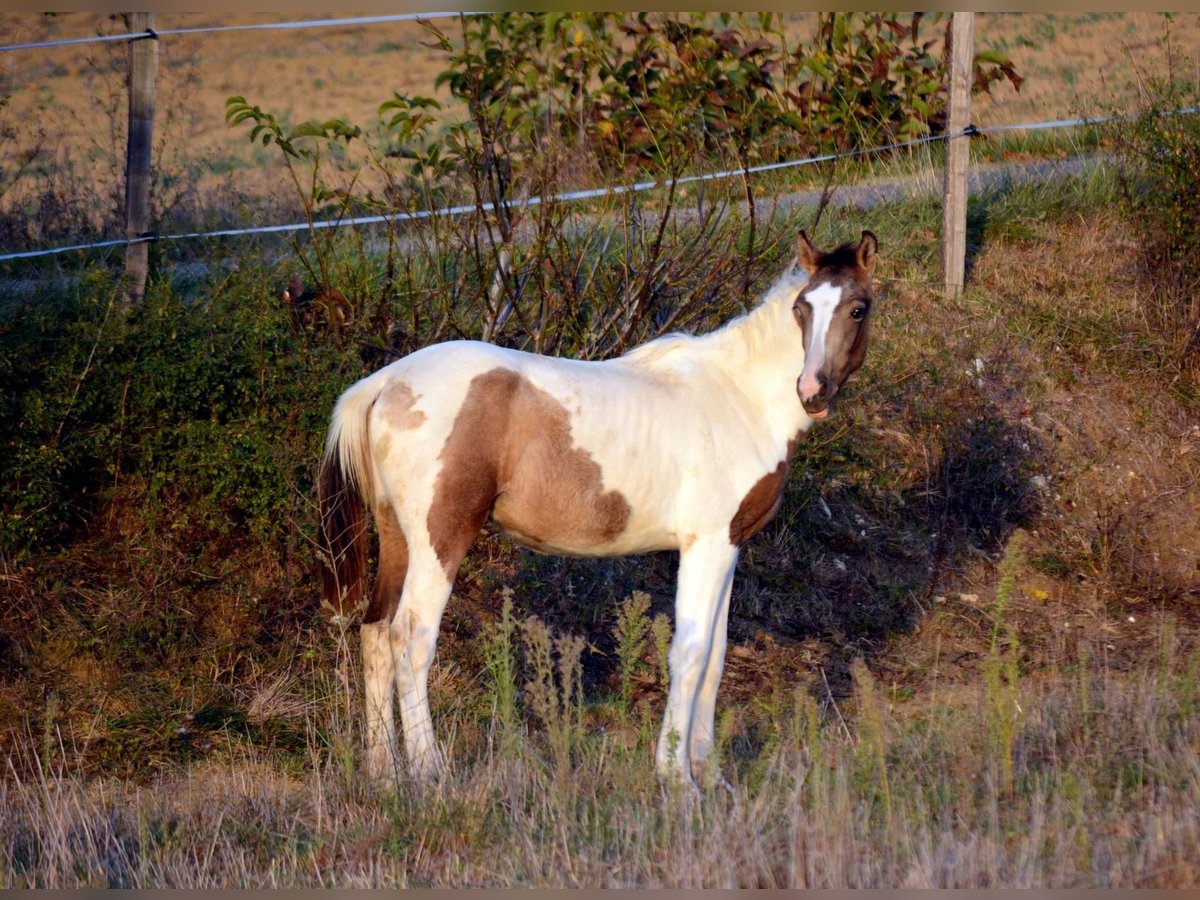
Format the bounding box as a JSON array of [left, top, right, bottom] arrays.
[[798, 374, 836, 419]]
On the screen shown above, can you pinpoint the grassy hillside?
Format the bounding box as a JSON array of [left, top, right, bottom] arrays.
[[2, 160, 1198, 886]]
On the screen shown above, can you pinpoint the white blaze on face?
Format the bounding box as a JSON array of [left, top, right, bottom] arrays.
[[798, 281, 843, 403]]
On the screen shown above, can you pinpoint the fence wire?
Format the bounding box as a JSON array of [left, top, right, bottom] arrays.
[[0, 13, 476, 53], [0, 116, 1122, 264], [1, 8, 1195, 265]]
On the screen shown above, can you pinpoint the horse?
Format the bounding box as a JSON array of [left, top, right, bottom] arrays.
[[317, 228, 879, 787], [281, 274, 352, 344]]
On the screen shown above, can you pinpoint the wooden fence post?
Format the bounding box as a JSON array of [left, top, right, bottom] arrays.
[[940, 11, 974, 299], [123, 12, 157, 307]]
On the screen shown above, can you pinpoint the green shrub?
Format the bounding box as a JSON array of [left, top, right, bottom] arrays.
[[1, 269, 128, 551], [1, 262, 364, 558]]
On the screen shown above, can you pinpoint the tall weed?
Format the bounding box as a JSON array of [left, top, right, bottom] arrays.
[[520, 615, 584, 783], [984, 530, 1027, 798], [482, 588, 520, 751], [612, 591, 653, 717]]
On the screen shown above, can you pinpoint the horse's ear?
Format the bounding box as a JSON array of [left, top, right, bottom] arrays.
[[856, 230, 878, 277], [796, 230, 822, 274]]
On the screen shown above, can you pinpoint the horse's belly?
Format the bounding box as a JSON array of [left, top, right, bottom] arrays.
[[491, 490, 676, 557]]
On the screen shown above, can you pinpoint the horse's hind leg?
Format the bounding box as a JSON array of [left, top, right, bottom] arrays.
[[386, 459, 494, 781], [388, 538, 464, 782], [361, 622, 397, 781], [362, 504, 408, 783]]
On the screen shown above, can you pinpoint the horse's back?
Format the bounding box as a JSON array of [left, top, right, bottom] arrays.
[[362, 341, 686, 556]]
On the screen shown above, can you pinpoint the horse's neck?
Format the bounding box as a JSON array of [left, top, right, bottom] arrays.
[[704, 267, 812, 446]]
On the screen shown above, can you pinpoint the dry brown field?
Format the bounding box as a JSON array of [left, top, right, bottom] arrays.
[[2, 11, 1199, 218]]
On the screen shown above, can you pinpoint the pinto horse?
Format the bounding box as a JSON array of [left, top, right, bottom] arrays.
[[318, 229, 879, 786]]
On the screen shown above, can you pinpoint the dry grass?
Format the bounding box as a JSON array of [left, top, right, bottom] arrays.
[[972, 12, 1200, 127], [4, 630, 1199, 888], [5, 12, 1197, 134], [2, 12, 1199, 228]]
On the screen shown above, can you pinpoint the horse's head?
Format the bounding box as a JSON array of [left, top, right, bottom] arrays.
[[791, 229, 878, 420]]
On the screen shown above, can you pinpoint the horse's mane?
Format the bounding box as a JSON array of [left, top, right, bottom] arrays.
[[621, 261, 808, 370], [620, 331, 703, 366]]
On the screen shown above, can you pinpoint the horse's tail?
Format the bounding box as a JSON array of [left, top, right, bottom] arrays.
[[317, 370, 387, 616]]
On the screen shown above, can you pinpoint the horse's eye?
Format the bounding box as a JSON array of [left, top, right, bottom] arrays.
[[850, 306, 867, 321]]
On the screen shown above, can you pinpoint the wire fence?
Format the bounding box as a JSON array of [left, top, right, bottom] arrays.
[[0, 130, 961, 263], [0, 12, 476, 53], [1, 12, 1196, 266], [0, 115, 1123, 265]]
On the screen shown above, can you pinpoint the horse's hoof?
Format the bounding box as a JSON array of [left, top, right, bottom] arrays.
[[365, 745, 401, 786], [688, 756, 734, 795], [656, 766, 700, 800], [709, 773, 735, 795], [410, 747, 448, 785]]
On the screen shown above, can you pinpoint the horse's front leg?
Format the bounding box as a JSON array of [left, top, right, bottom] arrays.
[[689, 571, 734, 787], [656, 535, 739, 786]]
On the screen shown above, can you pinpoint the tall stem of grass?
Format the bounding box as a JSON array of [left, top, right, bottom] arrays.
[[521, 615, 583, 786], [850, 658, 892, 833], [613, 591, 652, 720], [985, 530, 1027, 798], [483, 589, 520, 754]]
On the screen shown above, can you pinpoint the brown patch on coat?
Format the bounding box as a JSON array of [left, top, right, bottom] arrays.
[[428, 368, 631, 574], [364, 502, 409, 624], [377, 379, 427, 432], [729, 434, 805, 546], [373, 432, 393, 464]]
